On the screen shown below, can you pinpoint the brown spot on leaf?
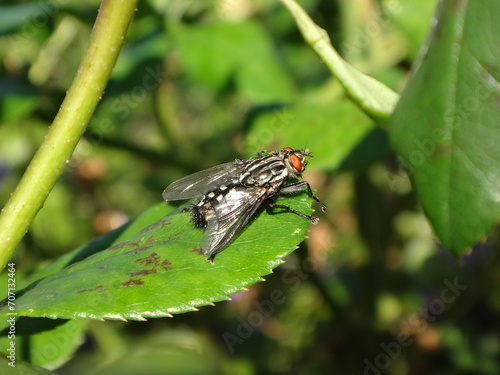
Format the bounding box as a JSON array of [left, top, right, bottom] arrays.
[[124, 245, 153, 255], [121, 252, 173, 287], [168, 233, 181, 241], [191, 247, 203, 256], [139, 224, 155, 235], [136, 252, 161, 267], [161, 217, 173, 228], [161, 258, 172, 271], [144, 236, 155, 244], [148, 219, 166, 230], [77, 284, 107, 294], [131, 268, 157, 277], [121, 278, 144, 287], [106, 241, 131, 252]]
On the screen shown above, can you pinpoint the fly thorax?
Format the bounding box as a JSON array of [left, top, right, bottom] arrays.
[[240, 157, 288, 187]]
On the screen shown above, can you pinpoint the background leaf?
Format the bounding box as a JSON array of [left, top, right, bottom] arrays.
[[390, 0, 500, 255], [0, 319, 86, 370], [243, 96, 374, 170], [173, 21, 296, 103], [381, 0, 437, 61], [0, 195, 315, 320]]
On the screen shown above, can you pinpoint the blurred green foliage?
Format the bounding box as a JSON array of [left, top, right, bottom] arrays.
[[1, 0, 500, 374]]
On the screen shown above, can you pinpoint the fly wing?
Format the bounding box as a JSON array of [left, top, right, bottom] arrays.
[[201, 186, 269, 258], [162, 161, 245, 201]]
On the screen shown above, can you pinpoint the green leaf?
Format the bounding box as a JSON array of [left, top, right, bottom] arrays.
[[390, 0, 500, 255], [173, 21, 295, 103], [0, 4, 47, 34], [21, 203, 175, 286], [0, 195, 315, 320], [30, 320, 86, 369], [0, 94, 38, 123], [0, 320, 86, 369]]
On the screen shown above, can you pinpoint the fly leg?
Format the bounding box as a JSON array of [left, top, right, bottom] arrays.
[[278, 181, 327, 212], [267, 201, 320, 224]]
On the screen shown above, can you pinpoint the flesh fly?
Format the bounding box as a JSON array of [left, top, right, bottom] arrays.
[[162, 147, 326, 263]]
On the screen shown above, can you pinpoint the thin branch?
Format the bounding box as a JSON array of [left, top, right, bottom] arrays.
[[279, 0, 399, 127]]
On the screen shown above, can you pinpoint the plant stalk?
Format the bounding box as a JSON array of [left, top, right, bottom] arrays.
[[0, 0, 139, 270]]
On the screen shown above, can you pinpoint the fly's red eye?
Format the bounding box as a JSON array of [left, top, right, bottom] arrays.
[[289, 154, 303, 171], [283, 147, 293, 151]]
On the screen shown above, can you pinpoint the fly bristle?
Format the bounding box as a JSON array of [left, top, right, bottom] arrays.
[[191, 203, 208, 229]]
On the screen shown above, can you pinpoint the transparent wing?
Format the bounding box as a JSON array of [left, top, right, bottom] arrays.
[[201, 186, 269, 258], [162, 161, 245, 201]]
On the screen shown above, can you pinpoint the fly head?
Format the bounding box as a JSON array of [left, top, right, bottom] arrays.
[[282, 147, 313, 178]]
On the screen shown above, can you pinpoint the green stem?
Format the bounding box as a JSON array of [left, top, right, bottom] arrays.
[[279, 0, 399, 126], [0, 0, 138, 270]]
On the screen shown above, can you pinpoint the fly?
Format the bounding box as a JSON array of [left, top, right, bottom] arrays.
[[162, 147, 327, 263]]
